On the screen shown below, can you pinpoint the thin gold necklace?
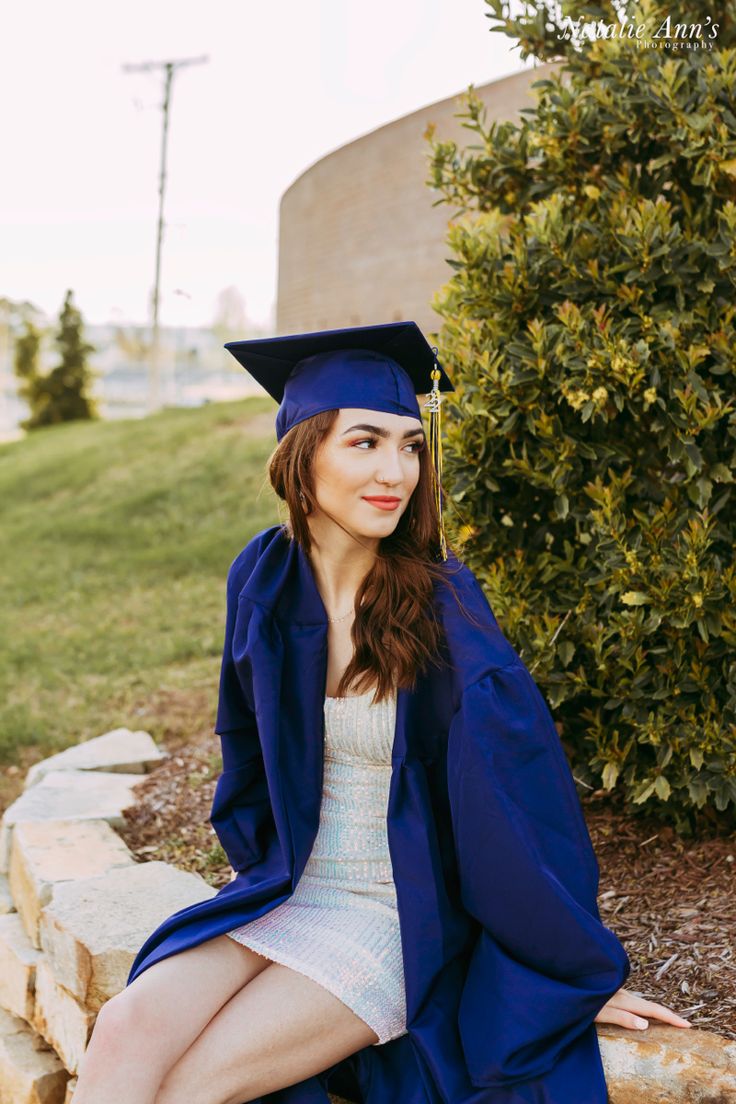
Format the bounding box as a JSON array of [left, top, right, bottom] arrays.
[[328, 607, 354, 624]]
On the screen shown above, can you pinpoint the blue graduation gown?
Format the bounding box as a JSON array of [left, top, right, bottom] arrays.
[[126, 523, 630, 1103]]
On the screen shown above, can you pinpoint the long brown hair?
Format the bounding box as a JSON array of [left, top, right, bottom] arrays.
[[267, 409, 461, 702]]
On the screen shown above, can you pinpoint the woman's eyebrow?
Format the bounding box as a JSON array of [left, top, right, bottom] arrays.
[[341, 423, 426, 439]]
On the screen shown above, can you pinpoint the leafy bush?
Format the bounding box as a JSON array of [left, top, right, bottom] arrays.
[[427, 0, 736, 831]]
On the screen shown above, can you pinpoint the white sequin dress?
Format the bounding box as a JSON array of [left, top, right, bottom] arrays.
[[225, 689, 408, 1046]]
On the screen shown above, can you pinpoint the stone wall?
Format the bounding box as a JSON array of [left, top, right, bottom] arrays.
[[0, 727, 733, 1102], [0, 730, 214, 1102]]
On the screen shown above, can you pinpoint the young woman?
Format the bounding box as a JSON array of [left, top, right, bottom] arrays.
[[72, 324, 691, 1104]]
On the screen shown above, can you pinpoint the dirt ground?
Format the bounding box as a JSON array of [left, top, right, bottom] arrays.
[[106, 686, 736, 1044]]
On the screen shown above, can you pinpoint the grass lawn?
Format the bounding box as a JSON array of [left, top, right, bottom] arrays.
[[0, 396, 281, 812]]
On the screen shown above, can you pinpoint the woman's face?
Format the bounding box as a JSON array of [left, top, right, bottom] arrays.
[[309, 407, 425, 542]]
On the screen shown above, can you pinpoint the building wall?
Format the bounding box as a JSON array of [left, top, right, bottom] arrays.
[[276, 62, 557, 338]]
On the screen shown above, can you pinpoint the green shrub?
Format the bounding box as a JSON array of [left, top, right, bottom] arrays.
[[427, 0, 736, 832]]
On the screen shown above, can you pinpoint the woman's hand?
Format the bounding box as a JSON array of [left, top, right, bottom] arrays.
[[594, 986, 692, 1031]]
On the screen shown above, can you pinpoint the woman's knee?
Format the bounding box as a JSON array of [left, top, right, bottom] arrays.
[[89, 987, 159, 1053]]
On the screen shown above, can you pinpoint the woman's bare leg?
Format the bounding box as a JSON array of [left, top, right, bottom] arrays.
[[154, 959, 381, 1104], [72, 935, 272, 1104]]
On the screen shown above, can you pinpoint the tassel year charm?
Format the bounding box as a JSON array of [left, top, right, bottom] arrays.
[[424, 346, 448, 562]]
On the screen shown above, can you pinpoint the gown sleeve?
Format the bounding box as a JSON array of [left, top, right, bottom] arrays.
[[208, 540, 271, 874], [447, 657, 631, 1089]]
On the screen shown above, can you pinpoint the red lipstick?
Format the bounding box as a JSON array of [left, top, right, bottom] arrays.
[[362, 496, 401, 511]]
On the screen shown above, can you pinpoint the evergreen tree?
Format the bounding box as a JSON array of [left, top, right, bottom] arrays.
[[20, 289, 98, 429]]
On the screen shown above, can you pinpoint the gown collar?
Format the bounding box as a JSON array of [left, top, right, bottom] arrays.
[[239, 525, 330, 627]]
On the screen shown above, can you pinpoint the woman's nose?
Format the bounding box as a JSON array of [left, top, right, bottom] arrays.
[[375, 450, 404, 483]]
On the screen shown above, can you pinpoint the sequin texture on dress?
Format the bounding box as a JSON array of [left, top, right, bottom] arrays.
[[225, 689, 408, 1046]]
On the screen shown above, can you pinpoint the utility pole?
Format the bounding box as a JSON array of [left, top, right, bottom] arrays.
[[122, 55, 208, 413]]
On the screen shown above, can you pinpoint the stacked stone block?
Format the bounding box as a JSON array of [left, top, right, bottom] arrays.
[[0, 729, 215, 1103]]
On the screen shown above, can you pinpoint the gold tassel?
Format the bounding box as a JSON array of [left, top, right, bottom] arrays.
[[424, 347, 448, 561]]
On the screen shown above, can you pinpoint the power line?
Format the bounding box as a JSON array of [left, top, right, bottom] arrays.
[[122, 55, 208, 413]]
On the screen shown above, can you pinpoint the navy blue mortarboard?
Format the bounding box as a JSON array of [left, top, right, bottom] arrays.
[[223, 321, 453, 441], [224, 321, 454, 558]]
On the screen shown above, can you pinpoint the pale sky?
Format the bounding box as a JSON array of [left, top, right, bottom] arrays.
[[1, 1, 530, 331]]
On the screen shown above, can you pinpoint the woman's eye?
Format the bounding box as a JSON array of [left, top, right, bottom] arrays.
[[350, 437, 425, 452]]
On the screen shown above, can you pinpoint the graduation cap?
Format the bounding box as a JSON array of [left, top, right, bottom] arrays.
[[224, 321, 454, 559]]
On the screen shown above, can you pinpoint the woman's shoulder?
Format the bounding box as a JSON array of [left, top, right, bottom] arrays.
[[432, 547, 521, 682], [432, 547, 491, 611], [226, 523, 288, 595]]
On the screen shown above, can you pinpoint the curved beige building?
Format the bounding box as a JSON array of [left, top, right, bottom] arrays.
[[276, 62, 557, 337]]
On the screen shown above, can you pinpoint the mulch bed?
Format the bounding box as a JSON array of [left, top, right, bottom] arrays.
[[584, 793, 735, 1039], [113, 702, 736, 1043]]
